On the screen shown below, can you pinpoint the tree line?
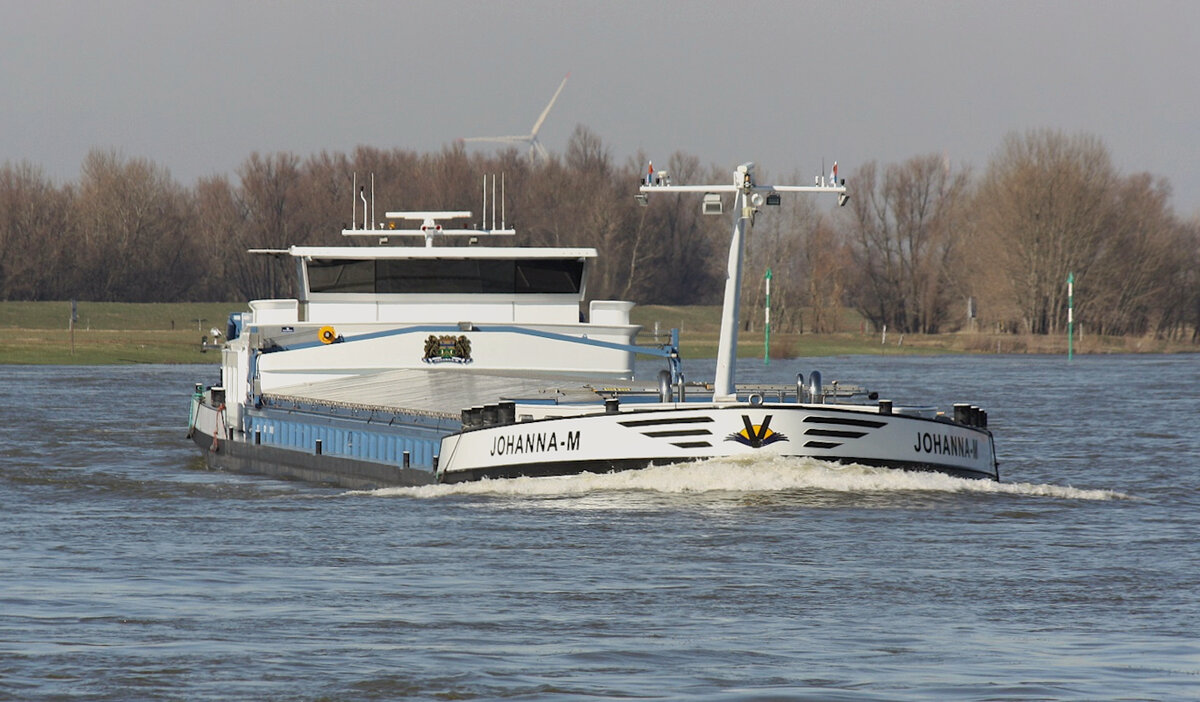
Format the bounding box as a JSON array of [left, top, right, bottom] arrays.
[[1, 125, 1196, 341]]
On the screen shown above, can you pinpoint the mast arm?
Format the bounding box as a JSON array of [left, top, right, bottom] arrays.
[[639, 184, 738, 193], [770, 185, 847, 193]]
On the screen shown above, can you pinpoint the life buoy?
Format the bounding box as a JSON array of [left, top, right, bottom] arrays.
[[318, 326, 338, 344]]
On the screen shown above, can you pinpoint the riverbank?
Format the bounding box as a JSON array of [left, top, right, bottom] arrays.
[[0, 301, 1193, 364], [0, 302, 241, 364], [632, 304, 1197, 358]]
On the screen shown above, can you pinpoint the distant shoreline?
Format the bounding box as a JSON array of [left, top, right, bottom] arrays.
[[0, 301, 1194, 365]]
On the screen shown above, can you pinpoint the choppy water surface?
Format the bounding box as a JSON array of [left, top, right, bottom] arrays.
[[1, 356, 1198, 700]]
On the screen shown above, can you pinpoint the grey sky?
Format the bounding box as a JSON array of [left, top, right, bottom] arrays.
[[4, 1, 1198, 215]]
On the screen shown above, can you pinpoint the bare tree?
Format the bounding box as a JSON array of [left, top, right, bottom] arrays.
[[228, 152, 305, 300], [974, 130, 1115, 334], [565, 124, 612, 177], [800, 208, 850, 333], [622, 151, 722, 304], [298, 151, 355, 244], [1180, 216, 1200, 342], [0, 162, 73, 300], [193, 174, 245, 300], [73, 150, 195, 301], [845, 155, 971, 333], [1084, 174, 1179, 336]]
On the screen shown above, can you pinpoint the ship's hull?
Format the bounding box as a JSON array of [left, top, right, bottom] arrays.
[[437, 404, 998, 483], [190, 396, 998, 488], [189, 396, 438, 489]]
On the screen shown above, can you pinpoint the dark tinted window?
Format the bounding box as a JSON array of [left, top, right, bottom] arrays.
[[376, 260, 513, 293], [514, 259, 585, 293], [307, 259, 374, 293], [307, 258, 584, 294]]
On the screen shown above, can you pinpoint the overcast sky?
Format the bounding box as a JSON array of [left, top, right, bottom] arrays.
[[4, 1, 1198, 215]]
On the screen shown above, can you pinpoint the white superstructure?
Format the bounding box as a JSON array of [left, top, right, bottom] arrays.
[[216, 222, 645, 432]]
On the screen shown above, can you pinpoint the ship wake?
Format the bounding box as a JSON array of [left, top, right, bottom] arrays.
[[350, 455, 1130, 502]]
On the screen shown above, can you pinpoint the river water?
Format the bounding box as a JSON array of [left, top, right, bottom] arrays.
[[1, 355, 1197, 700]]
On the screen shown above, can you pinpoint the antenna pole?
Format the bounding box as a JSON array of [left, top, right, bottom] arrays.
[[370, 173, 375, 230], [501, 173, 506, 229], [481, 175, 487, 229], [359, 187, 368, 230], [492, 175, 497, 231], [352, 173, 356, 230]]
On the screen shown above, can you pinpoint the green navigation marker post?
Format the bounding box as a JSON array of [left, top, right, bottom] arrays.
[[1067, 272, 1074, 361], [764, 268, 772, 365]]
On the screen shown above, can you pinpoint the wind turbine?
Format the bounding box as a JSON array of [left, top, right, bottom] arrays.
[[460, 74, 569, 162]]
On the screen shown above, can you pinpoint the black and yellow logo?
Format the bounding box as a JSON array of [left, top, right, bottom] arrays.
[[725, 414, 788, 448]]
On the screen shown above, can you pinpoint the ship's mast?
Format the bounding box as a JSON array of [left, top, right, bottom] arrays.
[[639, 161, 847, 401]]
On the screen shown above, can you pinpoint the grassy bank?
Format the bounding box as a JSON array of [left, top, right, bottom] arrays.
[[0, 302, 243, 364], [632, 305, 1198, 358], [0, 301, 1193, 365]]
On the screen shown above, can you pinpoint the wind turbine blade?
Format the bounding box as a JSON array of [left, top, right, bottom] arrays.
[[461, 136, 530, 144], [529, 73, 569, 137]]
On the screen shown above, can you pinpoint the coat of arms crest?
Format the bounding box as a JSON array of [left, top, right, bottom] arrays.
[[422, 334, 472, 364]]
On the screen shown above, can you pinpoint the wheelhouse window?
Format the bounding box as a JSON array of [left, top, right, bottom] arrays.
[[306, 259, 374, 293], [307, 258, 584, 294]]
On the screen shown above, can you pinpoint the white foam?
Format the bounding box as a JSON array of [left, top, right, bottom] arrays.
[[347, 455, 1132, 502]]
